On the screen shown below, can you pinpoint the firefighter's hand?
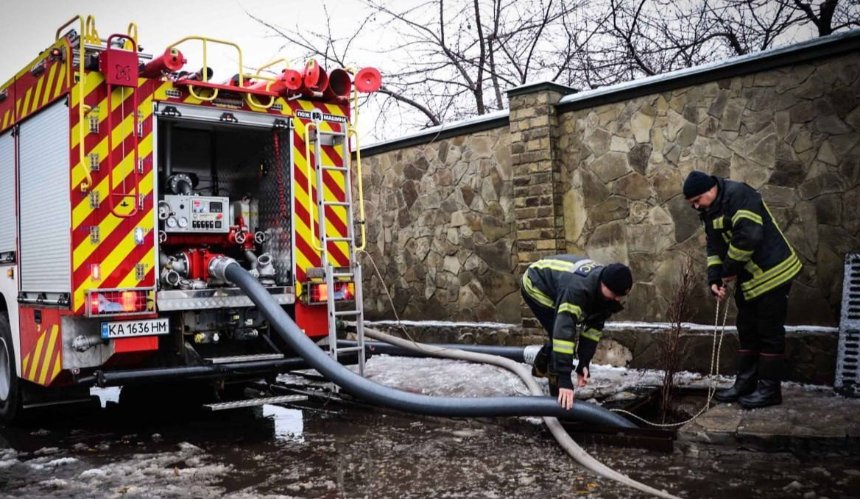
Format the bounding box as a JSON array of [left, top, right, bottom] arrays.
[[557, 388, 575, 410], [711, 283, 728, 302], [576, 367, 589, 388]]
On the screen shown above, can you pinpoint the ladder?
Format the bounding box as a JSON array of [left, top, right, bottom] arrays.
[[100, 34, 142, 218], [307, 121, 367, 376]]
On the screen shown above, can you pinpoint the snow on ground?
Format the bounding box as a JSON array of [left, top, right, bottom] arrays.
[[0, 440, 232, 498], [344, 354, 834, 401], [365, 319, 839, 334]]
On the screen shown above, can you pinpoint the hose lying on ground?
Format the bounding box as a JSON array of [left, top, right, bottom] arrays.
[[219, 258, 634, 423], [362, 326, 680, 499]]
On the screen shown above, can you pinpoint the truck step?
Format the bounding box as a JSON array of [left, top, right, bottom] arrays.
[[321, 165, 349, 172], [203, 394, 308, 411], [332, 346, 364, 354], [205, 353, 285, 364], [333, 310, 362, 317]]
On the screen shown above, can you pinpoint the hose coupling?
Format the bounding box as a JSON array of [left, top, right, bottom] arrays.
[[208, 255, 239, 283]]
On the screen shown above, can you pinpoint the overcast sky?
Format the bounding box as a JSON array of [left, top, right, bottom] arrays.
[[0, 0, 387, 136]]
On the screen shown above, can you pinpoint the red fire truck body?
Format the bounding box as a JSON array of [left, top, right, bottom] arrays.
[[0, 16, 373, 420]]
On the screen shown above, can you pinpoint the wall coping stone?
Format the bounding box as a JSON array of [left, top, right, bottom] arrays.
[[362, 110, 509, 156], [506, 81, 579, 98], [558, 28, 860, 112]]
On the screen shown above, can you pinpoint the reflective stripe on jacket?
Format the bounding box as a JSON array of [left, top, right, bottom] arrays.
[[702, 177, 801, 301], [522, 255, 619, 388]]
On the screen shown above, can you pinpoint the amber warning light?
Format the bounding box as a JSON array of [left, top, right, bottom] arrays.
[[88, 290, 152, 316], [304, 281, 355, 304]]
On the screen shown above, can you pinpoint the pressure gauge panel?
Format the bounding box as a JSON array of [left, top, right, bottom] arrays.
[[161, 195, 230, 233]]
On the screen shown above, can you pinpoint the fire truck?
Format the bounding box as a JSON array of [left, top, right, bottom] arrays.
[[0, 15, 380, 421]]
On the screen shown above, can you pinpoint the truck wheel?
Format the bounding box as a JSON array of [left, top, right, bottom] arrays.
[[0, 315, 23, 423]]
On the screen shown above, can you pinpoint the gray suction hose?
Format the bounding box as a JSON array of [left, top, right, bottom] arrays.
[[362, 326, 680, 499], [216, 258, 634, 425]]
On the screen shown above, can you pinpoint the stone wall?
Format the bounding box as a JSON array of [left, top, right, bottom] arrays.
[[556, 50, 860, 325], [360, 32, 860, 330], [360, 127, 520, 323]]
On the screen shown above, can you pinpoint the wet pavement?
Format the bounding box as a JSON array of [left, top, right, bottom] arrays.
[[679, 385, 860, 453], [0, 356, 858, 498]]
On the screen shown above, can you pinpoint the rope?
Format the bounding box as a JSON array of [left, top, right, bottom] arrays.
[[610, 290, 731, 428]]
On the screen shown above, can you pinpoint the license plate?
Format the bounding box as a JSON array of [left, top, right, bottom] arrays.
[[100, 318, 169, 339]]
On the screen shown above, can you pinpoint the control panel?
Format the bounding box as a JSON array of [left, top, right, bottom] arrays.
[[160, 195, 230, 233]]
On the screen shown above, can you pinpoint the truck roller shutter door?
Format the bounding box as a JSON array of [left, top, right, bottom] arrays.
[[0, 132, 14, 255], [19, 101, 71, 294]]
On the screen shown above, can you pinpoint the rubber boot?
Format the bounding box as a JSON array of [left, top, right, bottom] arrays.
[[714, 350, 758, 403], [739, 354, 783, 409]]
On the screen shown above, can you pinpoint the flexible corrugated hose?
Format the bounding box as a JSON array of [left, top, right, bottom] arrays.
[[362, 327, 680, 499]]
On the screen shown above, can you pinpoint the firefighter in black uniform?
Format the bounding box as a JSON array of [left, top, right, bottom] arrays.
[[522, 255, 633, 410], [683, 170, 802, 409]]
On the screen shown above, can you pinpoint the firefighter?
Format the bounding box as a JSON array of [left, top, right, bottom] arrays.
[[521, 255, 632, 410], [683, 170, 802, 409]]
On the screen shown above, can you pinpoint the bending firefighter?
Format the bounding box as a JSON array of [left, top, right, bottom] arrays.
[[521, 255, 633, 410], [684, 171, 802, 409]]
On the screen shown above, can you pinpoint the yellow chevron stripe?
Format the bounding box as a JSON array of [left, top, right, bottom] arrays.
[[294, 171, 347, 250], [2, 110, 10, 129], [70, 73, 109, 150], [294, 243, 314, 273], [293, 172, 316, 222], [71, 151, 153, 250], [71, 87, 151, 171], [116, 245, 156, 289], [50, 354, 62, 383], [40, 63, 58, 107], [19, 88, 32, 118], [152, 81, 176, 101], [30, 72, 46, 115], [38, 326, 60, 385], [72, 113, 134, 186], [72, 188, 154, 309], [21, 353, 30, 379], [73, 228, 140, 309], [323, 103, 344, 117], [26, 329, 46, 381], [53, 62, 67, 100], [72, 116, 153, 222], [69, 71, 104, 108], [297, 100, 334, 132]]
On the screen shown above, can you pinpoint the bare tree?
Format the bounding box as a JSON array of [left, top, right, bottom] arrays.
[[660, 255, 697, 423], [791, 0, 860, 35], [248, 0, 860, 139]]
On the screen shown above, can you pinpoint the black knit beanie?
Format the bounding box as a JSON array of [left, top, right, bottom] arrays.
[[683, 171, 717, 199], [601, 263, 633, 296]]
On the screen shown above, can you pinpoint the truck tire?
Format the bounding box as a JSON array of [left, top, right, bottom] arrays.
[[0, 314, 23, 423]]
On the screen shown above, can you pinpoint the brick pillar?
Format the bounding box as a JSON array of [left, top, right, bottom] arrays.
[[506, 82, 576, 334]]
